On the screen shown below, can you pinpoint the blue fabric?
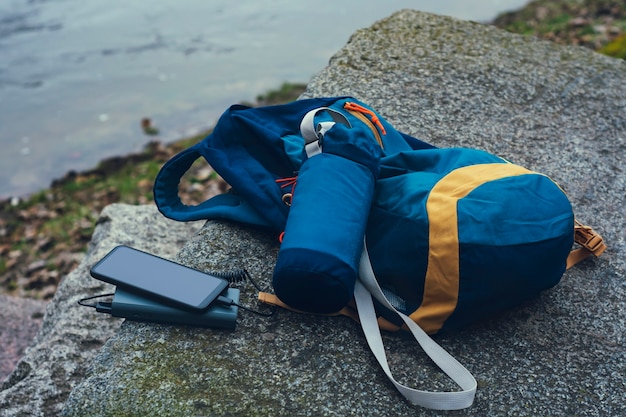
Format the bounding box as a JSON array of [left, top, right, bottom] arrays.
[[154, 96, 429, 230], [154, 96, 575, 330], [457, 176, 574, 246], [448, 233, 572, 330], [153, 145, 271, 227], [273, 123, 382, 313]]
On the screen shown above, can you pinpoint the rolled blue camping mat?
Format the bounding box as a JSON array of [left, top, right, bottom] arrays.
[[272, 123, 381, 313]]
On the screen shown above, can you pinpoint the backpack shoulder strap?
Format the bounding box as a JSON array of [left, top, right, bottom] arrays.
[[355, 242, 477, 410]]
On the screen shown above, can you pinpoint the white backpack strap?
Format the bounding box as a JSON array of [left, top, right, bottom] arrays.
[[355, 243, 477, 410]]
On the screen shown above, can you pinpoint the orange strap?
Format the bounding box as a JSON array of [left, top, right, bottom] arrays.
[[257, 292, 403, 332], [566, 220, 607, 269], [258, 292, 358, 319]]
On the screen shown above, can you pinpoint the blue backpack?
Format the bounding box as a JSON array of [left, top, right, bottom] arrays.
[[154, 97, 605, 409]]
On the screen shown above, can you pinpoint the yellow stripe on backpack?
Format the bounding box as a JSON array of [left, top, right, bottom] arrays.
[[412, 163, 535, 334]]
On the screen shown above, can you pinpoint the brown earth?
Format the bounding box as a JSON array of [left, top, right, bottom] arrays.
[[492, 0, 625, 54]]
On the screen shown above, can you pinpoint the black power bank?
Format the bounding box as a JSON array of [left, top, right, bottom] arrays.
[[97, 287, 240, 330]]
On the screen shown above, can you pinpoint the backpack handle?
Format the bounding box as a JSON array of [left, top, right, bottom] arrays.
[[153, 144, 270, 227], [300, 107, 352, 157]]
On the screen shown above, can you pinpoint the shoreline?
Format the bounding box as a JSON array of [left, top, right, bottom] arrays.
[[0, 81, 309, 205]]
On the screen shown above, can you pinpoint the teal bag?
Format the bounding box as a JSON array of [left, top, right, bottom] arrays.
[[369, 147, 574, 333]]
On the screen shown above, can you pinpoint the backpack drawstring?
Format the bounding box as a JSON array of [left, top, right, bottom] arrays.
[[344, 102, 387, 136], [276, 176, 297, 207]]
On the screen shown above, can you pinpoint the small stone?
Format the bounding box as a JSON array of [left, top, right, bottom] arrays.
[[25, 260, 46, 276], [261, 333, 276, 342]]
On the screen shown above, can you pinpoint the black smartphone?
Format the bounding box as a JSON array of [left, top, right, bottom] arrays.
[[90, 245, 228, 311]]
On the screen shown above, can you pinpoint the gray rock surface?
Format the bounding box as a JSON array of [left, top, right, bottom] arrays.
[[0, 204, 201, 417], [34, 9, 626, 417]]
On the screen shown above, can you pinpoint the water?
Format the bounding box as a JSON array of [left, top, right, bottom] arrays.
[[0, 0, 528, 198]]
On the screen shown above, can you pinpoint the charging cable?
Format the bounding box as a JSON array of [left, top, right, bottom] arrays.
[[78, 269, 274, 317], [78, 293, 114, 313], [215, 295, 273, 316]]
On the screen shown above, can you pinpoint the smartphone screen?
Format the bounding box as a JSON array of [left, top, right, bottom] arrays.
[[90, 245, 228, 311]]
